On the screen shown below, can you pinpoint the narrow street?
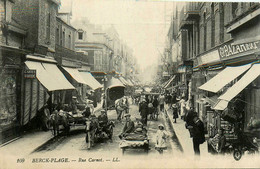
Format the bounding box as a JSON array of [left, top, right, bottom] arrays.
[[31, 104, 182, 158]]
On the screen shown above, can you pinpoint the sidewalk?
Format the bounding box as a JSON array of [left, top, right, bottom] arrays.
[[0, 130, 53, 156], [165, 109, 207, 157]]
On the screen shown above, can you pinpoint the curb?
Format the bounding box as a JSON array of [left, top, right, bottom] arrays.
[[165, 109, 185, 152]]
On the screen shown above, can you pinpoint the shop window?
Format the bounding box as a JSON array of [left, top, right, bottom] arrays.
[[0, 70, 17, 129], [62, 31, 65, 47], [56, 27, 60, 45]]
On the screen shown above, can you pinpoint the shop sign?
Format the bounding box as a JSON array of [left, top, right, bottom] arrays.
[[218, 40, 260, 59], [198, 50, 220, 65], [24, 70, 36, 79]]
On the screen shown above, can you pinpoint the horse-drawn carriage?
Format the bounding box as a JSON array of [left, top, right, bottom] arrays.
[[85, 115, 115, 149]]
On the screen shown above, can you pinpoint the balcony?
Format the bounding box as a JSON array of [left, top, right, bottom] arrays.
[[184, 2, 200, 21], [55, 44, 89, 65], [179, 2, 200, 30]]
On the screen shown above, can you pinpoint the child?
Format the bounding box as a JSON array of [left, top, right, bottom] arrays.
[[155, 124, 169, 154], [172, 104, 178, 123]]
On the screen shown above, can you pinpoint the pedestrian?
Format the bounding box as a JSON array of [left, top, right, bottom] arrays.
[[155, 124, 169, 154], [158, 93, 165, 112], [172, 104, 178, 123], [139, 99, 148, 126], [115, 99, 125, 121], [179, 97, 186, 120], [191, 116, 205, 156]]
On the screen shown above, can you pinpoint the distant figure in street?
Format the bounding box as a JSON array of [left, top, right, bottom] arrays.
[[139, 99, 148, 126], [120, 114, 135, 138], [179, 97, 186, 120], [155, 124, 169, 154], [158, 94, 165, 112], [191, 116, 205, 156], [172, 104, 178, 123]]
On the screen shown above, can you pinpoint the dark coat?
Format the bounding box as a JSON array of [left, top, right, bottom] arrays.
[[122, 120, 135, 134], [192, 119, 205, 144], [139, 102, 148, 117]]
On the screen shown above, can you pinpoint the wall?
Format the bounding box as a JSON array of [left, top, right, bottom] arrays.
[[38, 0, 57, 52], [12, 0, 39, 50]]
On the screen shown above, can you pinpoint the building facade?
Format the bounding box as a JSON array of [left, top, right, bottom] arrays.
[[167, 2, 260, 140]]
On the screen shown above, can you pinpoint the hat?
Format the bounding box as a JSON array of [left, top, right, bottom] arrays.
[[158, 124, 164, 129], [101, 109, 106, 113], [124, 113, 131, 117], [72, 96, 77, 99]]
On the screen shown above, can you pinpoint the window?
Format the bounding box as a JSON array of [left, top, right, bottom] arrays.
[[62, 31, 65, 47], [203, 12, 207, 51], [211, 3, 215, 47], [56, 27, 59, 45], [68, 34, 71, 49], [45, 2, 51, 43], [78, 32, 83, 40], [219, 3, 224, 43], [5, 1, 13, 22], [232, 3, 238, 19]]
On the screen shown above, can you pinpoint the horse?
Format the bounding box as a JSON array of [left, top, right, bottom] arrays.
[[85, 116, 99, 149], [49, 110, 70, 136]]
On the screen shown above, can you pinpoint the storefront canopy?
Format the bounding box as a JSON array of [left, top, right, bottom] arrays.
[[25, 61, 75, 91], [79, 71, 103, 90], [107, 77, 125, 89], [212, 99, 229, 110], [219, 63, 260, 102], [164, 75, 176, 89], [62, 67, 88, 85], [198, 64, 251, 93], [119, 76, 130, 86]]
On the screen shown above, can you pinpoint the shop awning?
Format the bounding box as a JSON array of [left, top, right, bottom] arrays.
[[198, 64, 251, 93], [212, 100, 229, 110], [164, 75, 176, 88], [119, 76, 130, 86], [62, 67, 88, 85], [79, 71, 103, 90], [25, 61, 75, 91], [107, 77, 125, 89], [219, 63, 260, 102], [127, 79, 134, 86]]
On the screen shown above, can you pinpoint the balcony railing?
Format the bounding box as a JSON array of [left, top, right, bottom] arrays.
[[55, 44, 89, 64], [179, 2, 200, 30], [184, 2, 200, 20]]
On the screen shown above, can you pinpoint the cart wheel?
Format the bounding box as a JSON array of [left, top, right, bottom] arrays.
[[233, 149, 242, 161]]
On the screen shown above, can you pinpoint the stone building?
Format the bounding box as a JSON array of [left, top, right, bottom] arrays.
[[167, 2, 260, 140]]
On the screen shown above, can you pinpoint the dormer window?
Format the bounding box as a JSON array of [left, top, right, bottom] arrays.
[[78, 29, 84, 40]]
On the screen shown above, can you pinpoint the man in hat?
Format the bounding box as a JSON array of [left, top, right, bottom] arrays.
[[139, 98, 148, 126], [98, 109, 108, 129], [121, 114, 135, 137]]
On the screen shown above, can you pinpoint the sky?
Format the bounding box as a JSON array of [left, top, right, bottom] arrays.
[[59, 0, 183, 72]]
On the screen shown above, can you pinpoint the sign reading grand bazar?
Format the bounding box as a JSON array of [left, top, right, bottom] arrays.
[[218, 40, 260, 58]]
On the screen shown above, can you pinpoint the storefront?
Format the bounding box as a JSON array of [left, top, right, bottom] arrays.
[[0, 46, 26, 144], [24, 55, 75, 119]]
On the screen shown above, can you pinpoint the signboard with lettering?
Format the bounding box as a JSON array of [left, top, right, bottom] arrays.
[[24, 70, 36, 79], [218, 40, 260, 59]]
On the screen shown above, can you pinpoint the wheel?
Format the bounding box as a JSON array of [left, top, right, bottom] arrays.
[[233, 149, 242, 161]]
